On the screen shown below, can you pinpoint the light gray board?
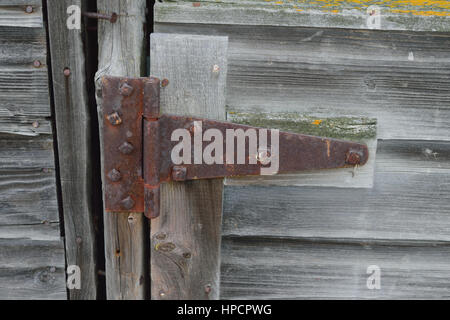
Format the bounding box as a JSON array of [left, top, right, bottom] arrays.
[[95, 0, 148, 300], [223, 140, 450, 242], [0, 25, 50, 135], [155, 1, 450, 32], [155, 23, 450, 141], [220, 237, 450, 299], [150, 33, 228, 300], [0, 235, 66, 300], [0, 0, 43, 28], [0, 134, 58, 225]]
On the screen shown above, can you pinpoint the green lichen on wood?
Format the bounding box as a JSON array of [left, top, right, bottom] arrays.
[[228, 112, 377, 142]]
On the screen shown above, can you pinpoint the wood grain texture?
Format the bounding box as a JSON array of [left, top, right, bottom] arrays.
[[47, 0, 97, 300], [150, 33, 228, 300], [220, 237, 450, 299], [0, 0, 43, 28], [95, 0, 148, 300], [223, 140, 450, 242], [225, 112, 377, 188], [156, 0, 450, 32], [0, 234, 66, 300], [0, 133, 65, 298], [155, 23, 450, 141], [0, 25, 49, 135]]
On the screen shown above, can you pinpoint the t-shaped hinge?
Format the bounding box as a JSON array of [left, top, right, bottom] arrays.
[[102, 76, 369, 219]]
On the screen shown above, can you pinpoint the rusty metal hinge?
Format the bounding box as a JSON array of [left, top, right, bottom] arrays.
[[102, 76, 369, 219]]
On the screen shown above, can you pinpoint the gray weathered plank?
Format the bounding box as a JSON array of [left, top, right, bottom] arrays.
[[155, 23, 450, 141], [150, 33, 228, 300], [223, 140, 450, 242], [47, 0, 98, 300], [0, 0, 43, 28], [95, 0, 148, 300], [220, 237, 450, 299], [0, 25, 49, 135], [156, 0, 450, 32], [226, 112, 377, 188], [0, 235, 66, 300]]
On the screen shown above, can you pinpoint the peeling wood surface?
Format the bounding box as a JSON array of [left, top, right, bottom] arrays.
[[155, 23, 450, 141], [150, 33, 228, 300], [47, 0, 98, 300], [156, 0, 450, 32], [0, 0, 66, 299], [95, 0, 148, 300], [226, 112, 377, 188]]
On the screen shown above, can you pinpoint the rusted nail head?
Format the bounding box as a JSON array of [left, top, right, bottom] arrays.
[[118, 142, 134, 155], [172, 166, 187, 181], [110, 12, 118, 23], [212, 64, 220, 73], [107, 112, 122, 126], [120, 83, 134, 96], [32, 121, 39, 128], [33, 60, 41, 68], [121, 196, 135, 210], [183, 252, 192, 259], [63, 68, 71, 77], [161, 79, 169, 87], [107, 169, 121, 182], [205, 284, 212, 294], [193, 2, 201, 7], [25, 6, 33, 13], [346, 151, 362, 165]]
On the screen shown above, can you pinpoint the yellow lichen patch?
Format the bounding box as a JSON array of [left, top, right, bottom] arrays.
[[263, 0, 450, 17], [312, 119, 323, 125]]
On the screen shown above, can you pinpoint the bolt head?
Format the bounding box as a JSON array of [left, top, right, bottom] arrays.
[[32, 121, 39, 129], [107, 169, 121, 182], [346, 151, 362, 165], [33, 60, 41, 68], [63, 68, 71, 77], [172, 166, 187, 181], [25, 6, 33, 13], [120, 83, 134, 96], [161, 79, 169, 87], [118, 142, 134, 155], [121, 196, 135, 210], [107, 112, 122, 126]]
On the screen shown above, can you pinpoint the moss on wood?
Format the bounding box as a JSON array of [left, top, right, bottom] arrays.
[[228, 111, 377, 142]]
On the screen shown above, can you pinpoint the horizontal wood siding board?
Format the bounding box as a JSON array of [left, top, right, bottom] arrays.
[[220, 237, 450, 299], [155, 23, 450, 141], [155, 1, 450, 32], [0, 236, 66, 300], [222, 140, 450, 242], [0, 25, 50, 134], [0, 0, 43, 28], [0, 133, 58, 225]]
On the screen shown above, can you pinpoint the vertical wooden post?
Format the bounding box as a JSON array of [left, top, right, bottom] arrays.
[[47, 0, 98, 299], [150, 34, 228, 300], [95, 0, 148, 299]]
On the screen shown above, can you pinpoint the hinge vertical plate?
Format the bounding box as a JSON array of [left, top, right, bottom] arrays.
[[102, 76, 158, 212]]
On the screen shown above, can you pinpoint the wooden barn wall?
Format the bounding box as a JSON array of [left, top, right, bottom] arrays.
[[0, 0, 66, 299], [155, 1, 450, 299]]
